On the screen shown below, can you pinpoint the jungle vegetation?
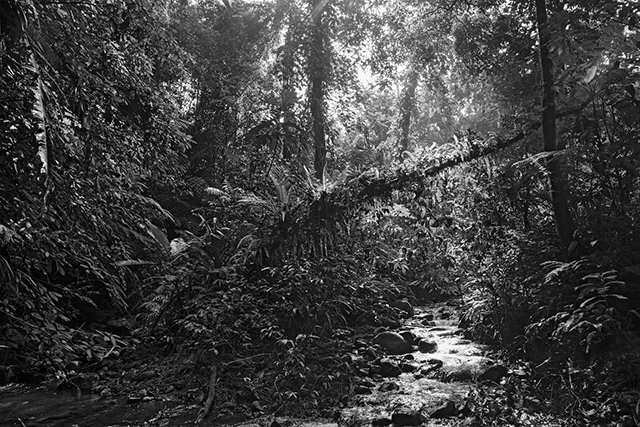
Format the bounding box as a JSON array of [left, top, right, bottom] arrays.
[[1, 0, 640, 422]]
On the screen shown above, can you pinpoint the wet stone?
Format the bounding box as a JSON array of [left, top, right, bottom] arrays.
[[446, 368, 474, 382], [420, 365, 440, 375], [439, 311, 451, 320], [478, 364, 509, 383], [363, 347, 378, 359], [430, 400, 459, 418], [399, 331, 417, 344], [418, 338, 438, 353], [400, 362, 417, 373], [390, 299, 414, 317], [378, 317, 401, 328], [391, 409, 423, 426], [374, 331, 413, 355], [426, 358, 444, 368], [373, 326, 387, 336], [379, 360, 402, 377], [355, 385, 373, 395], [379, 381, 400, 392], [372, 417, 393, 426]]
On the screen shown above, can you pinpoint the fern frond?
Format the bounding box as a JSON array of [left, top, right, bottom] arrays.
[[204, 187, 229, 197], [131, 193, 174, 222], [541, 259, 588, 284]]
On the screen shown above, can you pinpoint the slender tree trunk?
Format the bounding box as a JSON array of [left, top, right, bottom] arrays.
[[535, 0, 576, 252], [281, 42, 295, 160], [310, 0, 327, 179], [31, 52, 49, 182], [5, 0, 51, 197], [397, 64, 419, 158]]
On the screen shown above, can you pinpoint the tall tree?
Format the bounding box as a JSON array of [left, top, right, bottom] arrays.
[[535, 0, 576, 252], [397, 62, 419, 157], [310, 0, 328, 179]]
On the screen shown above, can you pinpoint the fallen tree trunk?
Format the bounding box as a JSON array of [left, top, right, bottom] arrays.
[[358, 130, 526, 198]]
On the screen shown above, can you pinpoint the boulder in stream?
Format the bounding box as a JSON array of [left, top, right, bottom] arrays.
[[429, 400, 459, 418], [417, 338, 438, 353], [379, 359, 402, 377], [399, 331, 417, 344], [374, 331, 413, 355], [390, 299, 414, 317], [391, 409, 423, 426], [372, 417, 393, 426]]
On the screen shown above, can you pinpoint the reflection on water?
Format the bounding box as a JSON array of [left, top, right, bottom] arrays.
[[0, 387, 173, 427]]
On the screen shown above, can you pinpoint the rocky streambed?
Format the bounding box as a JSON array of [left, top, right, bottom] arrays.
[[341, 305, 504, 426], [0, 302, 566, 427]]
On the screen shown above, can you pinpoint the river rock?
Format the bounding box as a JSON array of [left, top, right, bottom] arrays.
[[418, 338, 438, 353], [379, 381, 400, 392], [427, 358, 444, 367], [354, 385, 372, 394], [420, 358, 443, 375], [399, 331, 417, 344], [363, 347, 378, 359], [390, 299, 414, 317], [374, 331, 413, 355], [430, 400, 459, 418], [446, 368, 474, 382], [377, 316, 401, 328], [379, 359, 402, 377], [391, 409, 423, 426], [438, 311, 451, 320], [478, 364, 509, 382], [372, 417, 393, 426], [400, 362, 417, 373]]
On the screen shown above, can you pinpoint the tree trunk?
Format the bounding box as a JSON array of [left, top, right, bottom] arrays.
[[535, 0, 576, 253], [281, 42, 295, 160], [397, 64, 419, 158], [310, 0, 327, 179]]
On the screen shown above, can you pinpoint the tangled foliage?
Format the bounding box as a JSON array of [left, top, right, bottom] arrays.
[[0, 0, 190, 372]]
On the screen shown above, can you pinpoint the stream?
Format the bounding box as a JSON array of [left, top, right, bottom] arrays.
[[0, 304, 564, 427]]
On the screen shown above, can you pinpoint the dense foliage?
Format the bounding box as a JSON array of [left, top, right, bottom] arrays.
[[2, 0, 640, 422]]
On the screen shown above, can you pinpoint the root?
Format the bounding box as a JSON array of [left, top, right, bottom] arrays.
[[195, 363, 218, 425]]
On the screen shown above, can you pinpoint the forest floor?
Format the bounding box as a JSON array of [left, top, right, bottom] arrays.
[[0, 301, 606, 427]]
